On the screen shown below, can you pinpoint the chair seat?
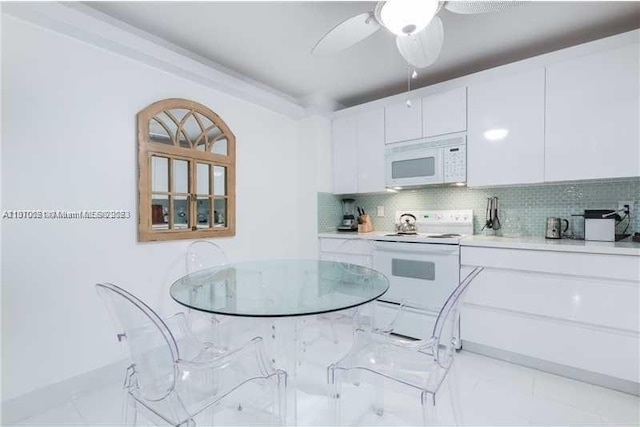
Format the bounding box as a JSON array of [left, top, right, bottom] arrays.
[[334, 331, 447, 393]]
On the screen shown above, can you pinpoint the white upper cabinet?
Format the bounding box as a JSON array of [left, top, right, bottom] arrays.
[[384, 98, 422, 144], [545, 43, 640, 182], [332, 109, 386, 194], [356, 109, 386, 193], [467, 68, 545, 187], [332, 116, 358, 194], [422, 87, 467, 137]]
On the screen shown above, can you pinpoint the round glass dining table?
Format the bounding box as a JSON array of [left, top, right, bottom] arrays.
[[170, 259, 389, 424], [170, 259, 389, 317]]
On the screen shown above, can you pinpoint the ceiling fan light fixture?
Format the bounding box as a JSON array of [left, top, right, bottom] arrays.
[[376, 1, 439, 36]]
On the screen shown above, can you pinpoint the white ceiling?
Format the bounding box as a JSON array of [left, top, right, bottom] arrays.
[[87, 1, 640, 109]]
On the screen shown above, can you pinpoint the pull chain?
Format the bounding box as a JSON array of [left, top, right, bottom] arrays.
[[406, 66, 418, 108]]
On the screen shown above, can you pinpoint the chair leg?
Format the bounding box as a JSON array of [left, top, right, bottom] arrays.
[[327, 366, 341, 426], [421, 391, 437, 426], [123, 393, 137, 426], [371, 374, 384, 417], [276, 370, 288, 426], [447, 361, 464, 426]]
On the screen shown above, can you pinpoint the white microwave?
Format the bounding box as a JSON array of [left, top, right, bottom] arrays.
[[385, 132, 466, 188]]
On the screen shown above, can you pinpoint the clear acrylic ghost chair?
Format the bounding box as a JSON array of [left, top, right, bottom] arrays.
[[96, 282, 287, 426], [316, 239, 375, 345], [184, 240, 232, 346], [185, 240, 229, 273], [327, 267, 484, 426]]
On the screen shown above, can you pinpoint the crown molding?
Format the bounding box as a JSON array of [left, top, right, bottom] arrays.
[[2, 2, 309, 119]]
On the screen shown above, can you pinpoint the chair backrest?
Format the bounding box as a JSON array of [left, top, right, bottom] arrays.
[[431, 267, 484, 368], [96, 283, 180, 402], [185, 240, 228, 274]]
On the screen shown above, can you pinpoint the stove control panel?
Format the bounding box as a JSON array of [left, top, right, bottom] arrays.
[[393, 209, 474, 236], [395, 210, 473, 224]]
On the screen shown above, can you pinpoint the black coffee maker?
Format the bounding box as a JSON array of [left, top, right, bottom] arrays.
[[337, 198, 358, 232]]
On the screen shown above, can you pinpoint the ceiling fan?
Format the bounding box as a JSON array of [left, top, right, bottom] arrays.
[[312, 1, 525, 69]]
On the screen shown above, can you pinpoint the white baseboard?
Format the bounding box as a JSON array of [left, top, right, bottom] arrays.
[[462, 340, 640, 396]]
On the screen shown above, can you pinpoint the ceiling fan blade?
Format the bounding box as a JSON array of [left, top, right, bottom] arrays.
[[312, 12, 381, 56], [444, 1, 526, 14], [396, 16, 444, 69]]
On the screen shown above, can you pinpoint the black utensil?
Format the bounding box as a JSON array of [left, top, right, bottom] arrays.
[[482, 197, 493, 231], [492, 197, 501, 230]]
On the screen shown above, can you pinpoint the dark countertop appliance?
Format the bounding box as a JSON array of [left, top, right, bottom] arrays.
[[337, 198, 358, 232]]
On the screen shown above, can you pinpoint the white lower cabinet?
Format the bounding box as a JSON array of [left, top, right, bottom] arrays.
[[319, 237, 372, 267], [460, 246, 640, 391]]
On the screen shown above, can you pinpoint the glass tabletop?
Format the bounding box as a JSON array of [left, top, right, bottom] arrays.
[[170, 259, 389, 317]]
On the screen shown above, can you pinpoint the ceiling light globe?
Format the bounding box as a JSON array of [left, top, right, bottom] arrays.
[[378, 1, 439, 36]]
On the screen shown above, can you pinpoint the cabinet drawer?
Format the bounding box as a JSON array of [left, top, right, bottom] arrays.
[[461, 267, 640, 332], [320, 252, 371, 268], [461, 306, 639, 382], [319, 238, 372, 255], [462, 247, 640, 282]]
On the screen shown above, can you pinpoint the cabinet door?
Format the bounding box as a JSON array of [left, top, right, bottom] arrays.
[[467, 69, 545, 187], [332, 116, 358, 194], [384, 98, 422, 143], [422, 87, 467, 137], [545, 43, 640, 182], [356, 109, 386, 193]]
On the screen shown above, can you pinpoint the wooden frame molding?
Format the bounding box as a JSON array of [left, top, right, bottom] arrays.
[[137, 98, 236, 241]]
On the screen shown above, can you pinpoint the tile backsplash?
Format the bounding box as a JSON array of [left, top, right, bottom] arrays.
[[318, 179, 640, 238]]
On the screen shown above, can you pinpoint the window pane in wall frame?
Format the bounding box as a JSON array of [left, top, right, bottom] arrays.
[[213, 198, 227, 228], [196, 163, 210, 195], [214, 166, 226, 196]]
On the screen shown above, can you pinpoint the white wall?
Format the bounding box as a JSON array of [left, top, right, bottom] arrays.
[[295, 115, 332, 255], [1, 15, 326, 401]]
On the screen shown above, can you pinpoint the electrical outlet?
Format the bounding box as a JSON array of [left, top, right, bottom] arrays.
[[376, 206, 385, 217], [618, 201, 634, 216]]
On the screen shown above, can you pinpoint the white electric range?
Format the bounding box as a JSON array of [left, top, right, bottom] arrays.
[[372, 210, 473, 340]]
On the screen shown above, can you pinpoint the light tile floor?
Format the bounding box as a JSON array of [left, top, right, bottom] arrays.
[[10, 319, 640, 426]]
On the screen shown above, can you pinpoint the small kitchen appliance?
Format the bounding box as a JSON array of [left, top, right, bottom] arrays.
[[545, 217, 569, 239], [337, 198, 358, 232], [385, 132, 466, 188]]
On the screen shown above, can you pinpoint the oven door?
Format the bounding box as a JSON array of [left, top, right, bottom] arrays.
[[385, 144, 443, 187], [372, 241, 459, 310]]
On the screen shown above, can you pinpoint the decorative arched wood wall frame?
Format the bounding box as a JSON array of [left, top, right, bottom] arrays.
[[137, 98, 236, 241]]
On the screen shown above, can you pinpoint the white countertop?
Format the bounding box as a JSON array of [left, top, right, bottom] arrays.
[[318, 231, 640, 256], [318, 231, 390, 240], [460, 235, 640, 256]]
